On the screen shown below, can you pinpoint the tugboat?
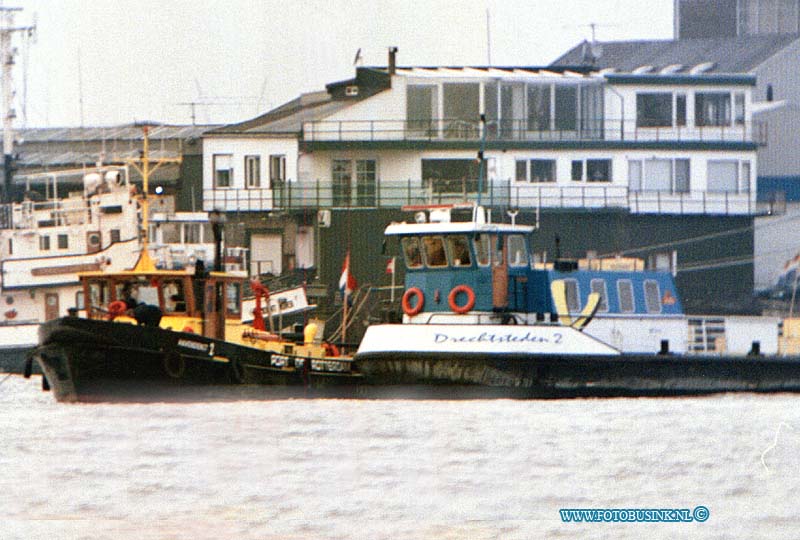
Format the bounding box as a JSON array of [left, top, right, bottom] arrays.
[[353, 203, 800, 397], [25, 129, 358, 402]]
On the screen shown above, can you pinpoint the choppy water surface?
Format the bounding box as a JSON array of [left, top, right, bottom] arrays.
[[2, 376, 800, 539]]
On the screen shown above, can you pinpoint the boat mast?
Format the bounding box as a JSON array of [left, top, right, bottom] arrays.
[[0, 6, 34, 204], [126, 125, 182, 271]]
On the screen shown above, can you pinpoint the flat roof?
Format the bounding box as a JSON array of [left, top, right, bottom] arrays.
[[384, 222, 534, 236]]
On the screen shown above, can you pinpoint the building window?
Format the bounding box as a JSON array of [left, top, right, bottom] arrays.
[[7, 238, 12, 255], [39, 235, 50, 251], [422, 159, 483, 194], [406, 85, 438, 135], [636, 93, 672, 127], [734, 92, 745, 125], [586, 159, 612, 182], [618, 279, 635, 313], [245, 155, 261, 188], [695, 92, 731, 126], [355, 159, 377, 206], [554, 86, 578, 131], [564, 279, 580, 313], [629, 158, 690, 193], [110, 229, 120, 244], [57, 234, 68, 249], [516, 159, 556, 182], [332, 159, 352, 206], [676, 93, 687, 126], [740, 161, 751, 193], [443, 83, 479, 138], [269, 154, 286, 188], [766, 84, 774, 102], [707, 160, 739, 192], [527, 84, 551, 131], [644, 280, 662, 314], [213, 154, 233, 188], [571, 160, 583, 181], [590, 278, 608, 312]]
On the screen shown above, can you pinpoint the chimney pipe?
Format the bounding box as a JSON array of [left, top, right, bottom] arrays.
[[388, 46, 398, 75]]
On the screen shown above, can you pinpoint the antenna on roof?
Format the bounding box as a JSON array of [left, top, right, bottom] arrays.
[[353, 47, 363, 66]]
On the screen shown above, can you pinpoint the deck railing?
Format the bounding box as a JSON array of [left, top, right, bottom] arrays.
[[303, 118, 766, 145], [256, 179, 759, 215]]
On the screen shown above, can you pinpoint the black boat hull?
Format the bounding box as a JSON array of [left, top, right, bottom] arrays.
[[31, 317, 361, 402]]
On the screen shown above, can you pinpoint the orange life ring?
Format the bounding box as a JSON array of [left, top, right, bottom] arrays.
[[323, 342, 341, 357], [448, 285, 475, 314], [401, 287, 425, 316], [107, 300, 127, 320]]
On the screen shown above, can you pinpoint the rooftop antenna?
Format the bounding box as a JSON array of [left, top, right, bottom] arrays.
[[353, 47, 363, 66]]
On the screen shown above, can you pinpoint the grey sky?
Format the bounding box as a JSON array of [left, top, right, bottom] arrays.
[[13, 0, 672, 127]]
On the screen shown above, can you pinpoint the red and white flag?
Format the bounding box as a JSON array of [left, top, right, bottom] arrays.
[[339, 251, 357, 297], [386, 256, 396, 275]]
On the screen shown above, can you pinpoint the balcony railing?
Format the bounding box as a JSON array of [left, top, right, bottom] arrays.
[[303, 118, 766, 145], [270, 178, 758, 215]]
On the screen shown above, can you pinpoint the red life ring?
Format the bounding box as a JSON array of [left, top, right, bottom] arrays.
[[107, 300, 127, 320], [323, 342, 341, 357], [448, 285, 475, 314], [401, 287, 425, 316]]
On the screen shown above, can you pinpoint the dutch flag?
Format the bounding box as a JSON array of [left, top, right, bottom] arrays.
[[339, 251, 357, 298]]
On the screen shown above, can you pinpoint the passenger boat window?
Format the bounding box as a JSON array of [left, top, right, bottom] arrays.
[[644, 280, 662, 314], [447, 236, 472, 267], [226, 282, 242, 317], [492, 235, 503, 267], [473, 234, 490, 266], [117, 280, 158, 308], [507, 235, 528, 267], [163, 280, 187, 313], [564, 279, 580, 312], [590, 278, 609, 312], [401, 237, 423, 269], [617, 280, 635, 313], [75, 291, 85, 310], [422, 236, 448, 267]]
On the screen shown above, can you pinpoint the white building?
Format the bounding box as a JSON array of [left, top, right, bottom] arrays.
[[202, 51, 760, 313]]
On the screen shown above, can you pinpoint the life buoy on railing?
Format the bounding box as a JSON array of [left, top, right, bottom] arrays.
[[323, 342, 341, 357], [448, 285, 476, 314], [401, 287, 425, 316], [107, 300, 127, 320]]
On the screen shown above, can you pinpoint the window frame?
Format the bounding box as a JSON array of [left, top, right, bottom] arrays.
[[644, 279, 663, 314], [57, 234, 69, 250], [590, 278, 609, 313], [213, 154, 233, 189], [617, 279, 635, 314], [564, 278, 580, 313], [269, 154, 286, 188], [244, 155, 261, 189], [636, 92, 673, 128]]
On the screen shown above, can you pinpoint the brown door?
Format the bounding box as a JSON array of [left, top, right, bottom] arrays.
[[45, 293, 60, 320]]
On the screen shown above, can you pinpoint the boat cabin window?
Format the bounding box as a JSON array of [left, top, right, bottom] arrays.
[[401, 237, 423, 269], [422, 236, 448, 268], [564, 279, 580, 312], [87, 280, 110, 311], [507, 235, 528, 267], [447, 236, 472, 267], [473, 234, 490, 266], [618, 279, 635, 313], [75, 291, 85, 311], [644, 279, 662, 314], [226, 282, 242, 317], [162, 279, 187, 313], [492, 235, 504, 267], [590, 278, 609, 312], [116, 280, 159, 309]]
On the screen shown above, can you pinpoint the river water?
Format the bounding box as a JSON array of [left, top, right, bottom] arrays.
[[1, 375, 799, 539]]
